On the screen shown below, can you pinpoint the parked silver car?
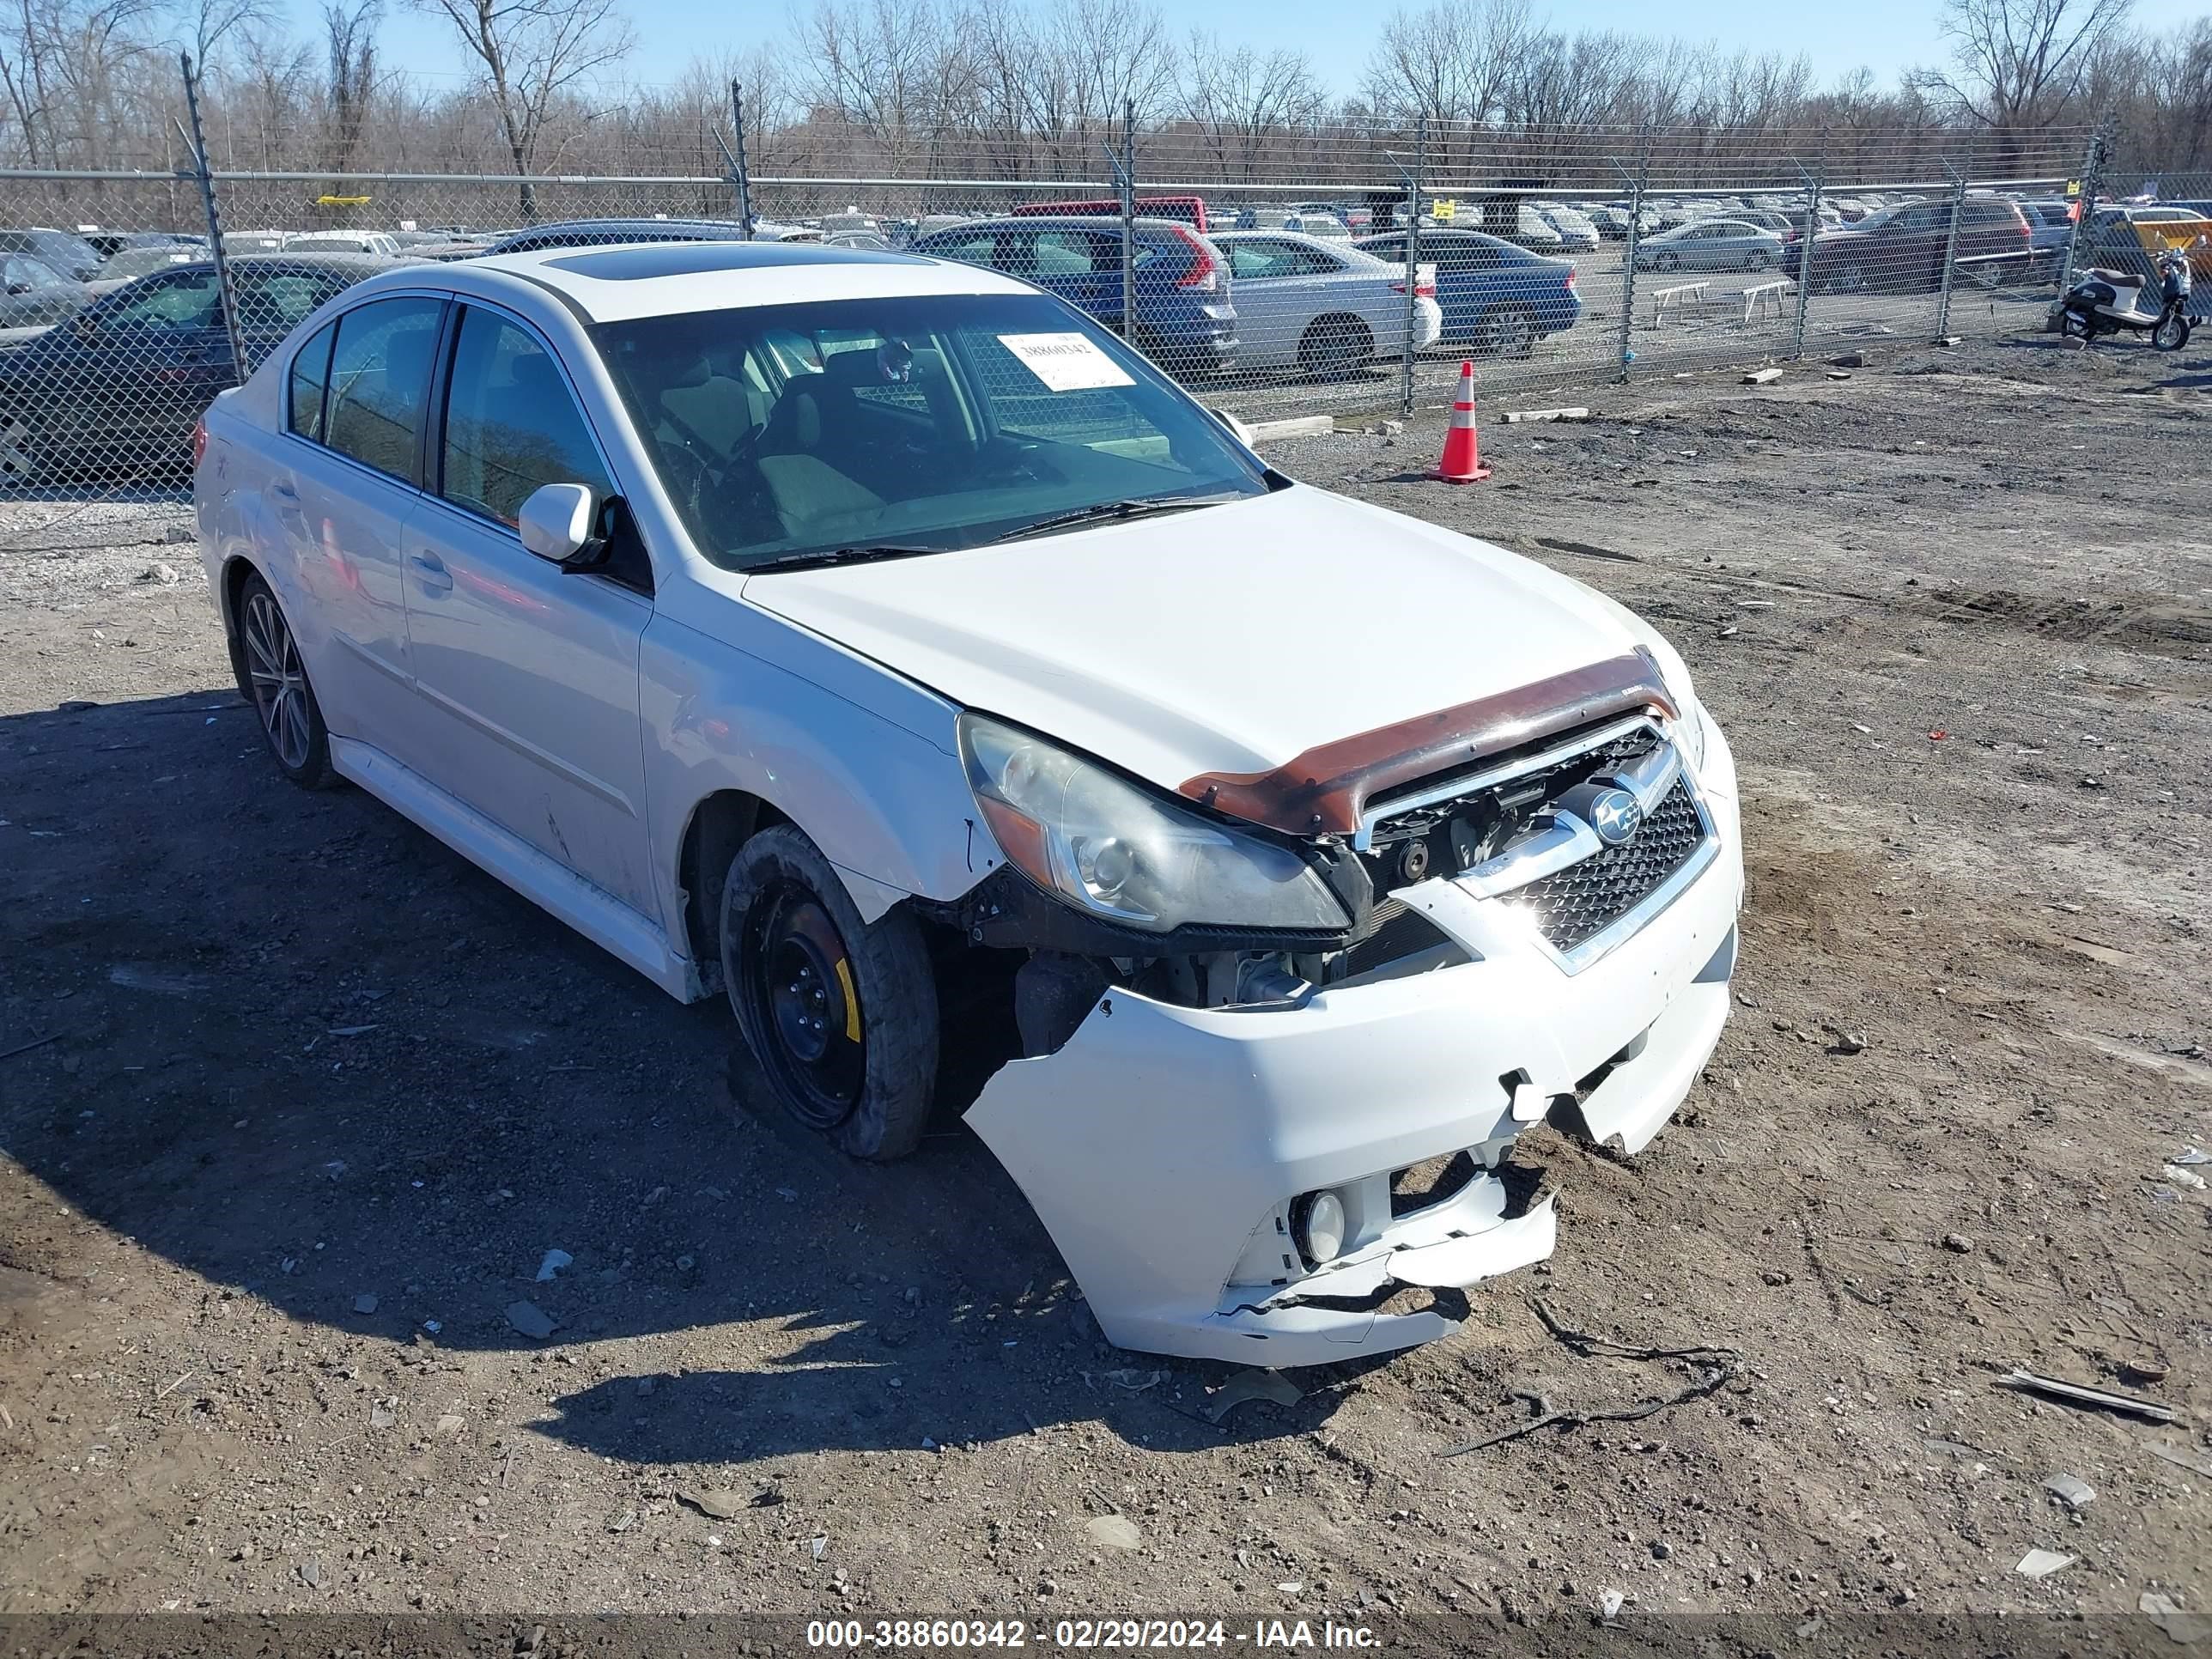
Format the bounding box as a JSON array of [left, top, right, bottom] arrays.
[[1633, 219, 1789, 274], [1211, 230, 1441, 374], [1534, 204, 1601, 252]]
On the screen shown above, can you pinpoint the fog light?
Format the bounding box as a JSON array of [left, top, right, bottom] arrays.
[[1291, 1188, 1347, 1267]]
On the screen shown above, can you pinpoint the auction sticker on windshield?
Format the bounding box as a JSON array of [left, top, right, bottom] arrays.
[[997, 332, 1135, 392]]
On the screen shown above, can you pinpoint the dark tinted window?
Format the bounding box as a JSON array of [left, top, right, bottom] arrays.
[[289, 320, 337, 441], [102, 270, 223, 330], [2, 254, 68, 291], [238, 268, 352, 335], [440, 307, 612, 526], [323, 295, 444, 480]]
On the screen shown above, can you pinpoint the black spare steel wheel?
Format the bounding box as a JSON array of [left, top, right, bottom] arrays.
[[721, 824, 939, 1160]]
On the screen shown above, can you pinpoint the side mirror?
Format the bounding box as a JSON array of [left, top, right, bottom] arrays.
[[1209, 406, 1256, 447], [517, 482, 599, 567], [4, 282, 28, 296]]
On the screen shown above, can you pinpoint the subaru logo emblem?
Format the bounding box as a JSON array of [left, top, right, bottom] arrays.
[[1588, 787, 1642, 847]]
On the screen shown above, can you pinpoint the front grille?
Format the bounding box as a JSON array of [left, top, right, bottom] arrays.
[[1367, 720, 1662, 848], [1513, 778, 1705, 951]]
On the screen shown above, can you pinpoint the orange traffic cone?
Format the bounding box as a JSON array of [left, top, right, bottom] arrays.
[[1435, 360, 1490, 483]]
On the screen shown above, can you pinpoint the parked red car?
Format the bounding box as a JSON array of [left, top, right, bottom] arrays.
[[1011, 196, 1209, 232]]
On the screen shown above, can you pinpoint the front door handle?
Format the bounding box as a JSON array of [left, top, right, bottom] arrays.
[[410, 550, 453, 592]]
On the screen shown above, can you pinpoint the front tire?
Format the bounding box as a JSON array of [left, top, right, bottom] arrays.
[[2153, 312, 2189, 351], [1745, 247, 1771, 271], [721, 824, 939, 1161], [0, 404, 44, 489], [234, 571, 336, 788]]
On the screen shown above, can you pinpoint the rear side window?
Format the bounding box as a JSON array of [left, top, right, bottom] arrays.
[[323, 295, 445, 481], [922, 232, 1001, 265], [1033, 231, 1115, 275], [439, 306, 612, 526], [288, 321, 337, 441], [240, 270, 350, 336]]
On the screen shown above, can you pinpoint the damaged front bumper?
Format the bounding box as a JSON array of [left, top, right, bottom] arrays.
[[965, 722, 1742, 1368]]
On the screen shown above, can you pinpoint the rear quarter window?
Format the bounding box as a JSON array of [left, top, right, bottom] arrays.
[[288, 320, 337, 441]]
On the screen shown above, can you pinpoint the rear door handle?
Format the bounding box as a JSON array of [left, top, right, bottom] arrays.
[[410, 550, 453, 592]]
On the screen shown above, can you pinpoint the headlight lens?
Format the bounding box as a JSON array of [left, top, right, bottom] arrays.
[[959, 714, 1351, 934], [1672, 693, 1709, 774]]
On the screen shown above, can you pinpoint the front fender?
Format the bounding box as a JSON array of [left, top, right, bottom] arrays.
[[641, 611, 1001, 943]]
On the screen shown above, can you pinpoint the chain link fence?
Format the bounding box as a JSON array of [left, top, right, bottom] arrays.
[[3, 58, 2203, 559]]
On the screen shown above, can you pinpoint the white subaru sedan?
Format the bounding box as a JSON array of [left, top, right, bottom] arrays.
[[195, 241, 1742, 1366]]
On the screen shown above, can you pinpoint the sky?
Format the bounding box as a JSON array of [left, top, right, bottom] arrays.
[[365, 0, 2211, 100]]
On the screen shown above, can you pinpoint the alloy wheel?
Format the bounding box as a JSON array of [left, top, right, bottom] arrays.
[[242, 589, 313, 771]]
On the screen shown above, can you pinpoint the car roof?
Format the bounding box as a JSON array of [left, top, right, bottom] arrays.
[[411, 240, 1037, 323]]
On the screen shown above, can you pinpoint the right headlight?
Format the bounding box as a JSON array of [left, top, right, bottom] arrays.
[[959, 714, 1351, 935]]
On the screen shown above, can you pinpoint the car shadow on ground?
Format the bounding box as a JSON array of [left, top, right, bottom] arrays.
[[0, 690, 1334, 1467]]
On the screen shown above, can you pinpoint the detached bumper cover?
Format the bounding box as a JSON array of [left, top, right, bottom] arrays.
[[967, 723, 1743, 1367]]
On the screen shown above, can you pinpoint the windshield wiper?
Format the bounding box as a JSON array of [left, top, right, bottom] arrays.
[[985, 492, 1246, 545], [744, 544, 953, 574]]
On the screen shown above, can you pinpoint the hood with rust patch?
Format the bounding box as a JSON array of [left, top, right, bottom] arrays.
[[741, 483, 1655, 812]]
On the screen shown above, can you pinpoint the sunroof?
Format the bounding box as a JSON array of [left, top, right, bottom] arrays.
[[542, 242, 921, 281]]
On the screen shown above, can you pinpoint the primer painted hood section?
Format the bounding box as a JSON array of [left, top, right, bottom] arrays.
[[741, 485, 1644, 794]]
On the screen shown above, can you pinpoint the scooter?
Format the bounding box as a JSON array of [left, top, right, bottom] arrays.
[[2058, 245, 2194, 350]]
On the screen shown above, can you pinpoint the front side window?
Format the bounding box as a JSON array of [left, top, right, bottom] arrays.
[[4, 256, 66, 291], [323, 295, 445, 480], [595, 292, 1268, 572], [101, 270, 223, 330], [440, 307, 613, 526]]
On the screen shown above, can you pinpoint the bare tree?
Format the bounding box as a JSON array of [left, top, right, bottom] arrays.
[[169, 0, 271, 73], [409, 0, 633, 217], [322, 0, 374, 173], [1360, 0, 1533, 127], [1178, 30, 1322, 179], [1917, 0, 2134, 132], [4, 0, 155, 163]]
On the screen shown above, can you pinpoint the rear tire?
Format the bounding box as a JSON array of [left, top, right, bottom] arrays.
[[1745, 247, 1771, 271], [234, 572, 336, 788], [1297, 313, 1374, 377], [1653, 251, 1680, 274], [1475, 304, 1537, 359], [721, 824, 939, 1162]]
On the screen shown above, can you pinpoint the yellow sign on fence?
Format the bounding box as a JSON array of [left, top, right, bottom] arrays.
[[315, 194, 371, 207]]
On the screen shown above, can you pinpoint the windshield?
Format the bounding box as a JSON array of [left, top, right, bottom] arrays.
[[593, 293, 1269, 571]]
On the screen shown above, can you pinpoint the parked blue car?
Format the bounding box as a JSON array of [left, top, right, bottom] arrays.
[[909, 216, 1237, 376], [1353, 229, 1580, 356]]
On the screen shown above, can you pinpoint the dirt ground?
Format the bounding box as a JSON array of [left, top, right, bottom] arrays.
[[0, 330, 2208, 1644]]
